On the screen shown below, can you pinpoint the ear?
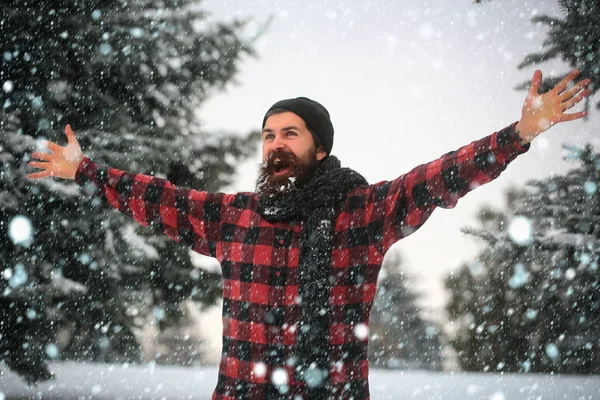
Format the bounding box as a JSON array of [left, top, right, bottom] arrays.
[[316, 146, 327, 161]]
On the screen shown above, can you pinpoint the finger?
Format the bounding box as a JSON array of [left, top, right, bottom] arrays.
[[529, 70, 542, 94], [65, 124, 78, 145], [27, 171, 52, 179], [31, 152, 52, 161], [559, 79, 591, 101], [562, 89, 592, 111], [46, 141, 61, 153], [555, 69, 581, 94], [28, 161, 51, 169], [558, 111, 587, 123]]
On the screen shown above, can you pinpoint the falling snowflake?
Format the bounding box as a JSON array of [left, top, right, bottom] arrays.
[[2, 80, 13, 93], [8, 215, 34, 247], [490, 392, 505, 400], [272, 368, 288, 385], [45, 343, 60, 359], [545, 343, 559, 359], [354, 323, 368, 340], [507, 216, 533, 246], [253, 362, 266, 378], [583, 181, 597, 196], [8, 264, 28, 288], [508, 263, 529, 288], [303, 365, 326, 388]]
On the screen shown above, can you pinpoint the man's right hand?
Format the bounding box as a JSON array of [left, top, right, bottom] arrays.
[[27, 124, 85, 180]]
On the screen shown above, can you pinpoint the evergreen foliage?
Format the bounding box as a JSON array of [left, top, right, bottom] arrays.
[[369, 251, 444, 370], [446, 144, 600, 373], [476, 0, 599, 110], [1, 0, 259, 383]]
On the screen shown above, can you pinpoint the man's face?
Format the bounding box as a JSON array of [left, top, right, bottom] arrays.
[[257, 112, 327, 197]]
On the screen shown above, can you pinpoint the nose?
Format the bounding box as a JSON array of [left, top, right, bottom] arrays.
[[263, 137, 284, 161], [272, 135, 285, 149]]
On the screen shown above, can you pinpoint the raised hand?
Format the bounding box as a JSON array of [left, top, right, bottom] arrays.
[[27, 124, 85, 180], [515, 69, 592, 144]]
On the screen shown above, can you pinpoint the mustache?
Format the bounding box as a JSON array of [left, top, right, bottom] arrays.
[[262, 149, 298, 173]]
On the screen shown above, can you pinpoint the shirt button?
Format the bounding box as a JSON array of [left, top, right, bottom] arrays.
[[279, 239, 284, 244], [276, 271, 281, 276]]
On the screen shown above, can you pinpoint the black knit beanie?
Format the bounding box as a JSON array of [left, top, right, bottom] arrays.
[[262, 97, 334, 155]]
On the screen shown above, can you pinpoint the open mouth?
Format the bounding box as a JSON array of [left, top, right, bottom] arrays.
[[272, 158, 292, 175], [273, 165, 292, 176]]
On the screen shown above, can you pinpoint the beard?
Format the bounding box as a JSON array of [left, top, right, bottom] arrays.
[[255, 146, 320, 200]]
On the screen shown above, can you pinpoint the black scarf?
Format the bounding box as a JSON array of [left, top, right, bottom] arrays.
[[258, 155, 368, 398]]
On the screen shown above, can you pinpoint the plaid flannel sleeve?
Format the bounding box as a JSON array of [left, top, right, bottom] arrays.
[[365, 121, 531, 254], [74, 156, 231, 256]]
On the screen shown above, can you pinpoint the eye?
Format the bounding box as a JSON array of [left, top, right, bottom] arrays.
[[264, 133, 275, 141], [287, 131, 298, 136]]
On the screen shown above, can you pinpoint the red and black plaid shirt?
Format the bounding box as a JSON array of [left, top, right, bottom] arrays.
[[75, 122, 529, 399]]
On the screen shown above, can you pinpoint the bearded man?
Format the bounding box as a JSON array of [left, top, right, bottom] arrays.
[[28, 69, 591, 399]]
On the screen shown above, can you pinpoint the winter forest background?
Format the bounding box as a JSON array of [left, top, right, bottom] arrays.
[[1, 0, 599, 395]]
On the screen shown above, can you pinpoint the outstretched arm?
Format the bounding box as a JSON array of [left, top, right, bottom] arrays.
[[28, 125, 230, 255], [362, 68, 591, 255]]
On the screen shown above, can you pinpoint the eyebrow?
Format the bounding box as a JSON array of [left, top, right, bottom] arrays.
[[261, 126, 301, 134]]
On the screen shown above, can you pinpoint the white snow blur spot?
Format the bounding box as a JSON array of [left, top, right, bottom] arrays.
[[531, 97, 543, 109], [46, 343, 60, 359], [466, 10, 477, 27], [526, 309, 538, 320], [535, 136, 549, 150], [537, 118, 551, 131], [584, 181, 597, 196], [490, 392, 505, 400], [130, 28, 144, 38], [507, 216, 533, 246], [153, 306, 165, 322], [99, 43, 112, 56], [272, 368, 288, 385], [9, 215, 34, 247], [386, 34, 398, 49], [91, 10, 102, 20], [467, 260, 484, 276], [91, 384, 102, 395], [2, 268, 12, 280], [26, 309, 37, 319], [304, 365, 327, 388], [419, 23, 434, 40], [508, 263, 529, 289], [31, 96, 43, 109], [545, 343, 559, 359], [253, 362, 266, 378], [8, 264, 27, 288], [325, 9, 337, 19], [353, 323, 368, 340], [497, 46, 513, 61], [565, 268, 576, 280], [2, 80, 13, 93], [431, 58, 443, 70], [466, 384, 480, 394]]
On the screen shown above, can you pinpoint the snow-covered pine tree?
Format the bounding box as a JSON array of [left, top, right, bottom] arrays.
[[446, 144, 600, 374], [369, 250, 443, 370], [1, 0, 259, 383], [477, 0, 599, 110]]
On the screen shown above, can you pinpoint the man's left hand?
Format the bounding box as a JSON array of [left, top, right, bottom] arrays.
[[516, 69, 592, 145]]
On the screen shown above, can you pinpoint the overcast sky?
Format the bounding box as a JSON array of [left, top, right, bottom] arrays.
[[195, 0, 600, 327]]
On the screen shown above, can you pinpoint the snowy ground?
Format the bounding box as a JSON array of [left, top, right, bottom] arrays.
[[1, 362, 599, 400]]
